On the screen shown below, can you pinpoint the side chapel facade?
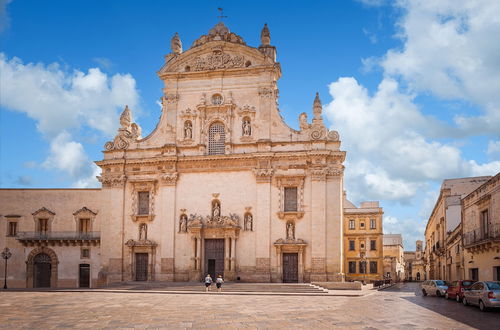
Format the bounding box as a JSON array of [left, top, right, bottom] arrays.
[[0, 23, 383, 287]]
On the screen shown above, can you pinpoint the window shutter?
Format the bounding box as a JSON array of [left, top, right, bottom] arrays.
[[284, 187, 298, 212], [138, 192, 150, 215]]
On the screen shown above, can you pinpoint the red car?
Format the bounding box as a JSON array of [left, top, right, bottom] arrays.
[[445, 280, 475, 302]]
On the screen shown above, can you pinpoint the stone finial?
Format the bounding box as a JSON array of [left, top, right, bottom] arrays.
[[313, 92, 322, 119], [120, 105, 131, 128], [261, 23, 270, 46], [171, 32, 183, 55]]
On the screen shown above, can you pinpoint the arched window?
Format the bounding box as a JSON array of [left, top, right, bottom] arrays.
[[208, 122, 225, 155]]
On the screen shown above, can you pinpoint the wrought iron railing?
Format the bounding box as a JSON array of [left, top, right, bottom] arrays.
[[16, 231, 100, 240], [463, 223, 500, 246]]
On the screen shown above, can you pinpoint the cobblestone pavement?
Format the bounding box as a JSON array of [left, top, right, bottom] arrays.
[[0, 283, 498, 329]]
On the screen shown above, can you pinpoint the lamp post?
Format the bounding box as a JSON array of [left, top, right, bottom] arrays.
[[360, 253, 367, 285], [2, 247, 12, 289]]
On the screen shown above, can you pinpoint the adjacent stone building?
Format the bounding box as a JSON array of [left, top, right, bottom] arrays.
[[424, 176, 491, 281], [462, 173, 500, 281], [343, 198, 384, 282], [0, 23, 377, 288], [383, 234, 405, 282], [404, 240, 424, 281]]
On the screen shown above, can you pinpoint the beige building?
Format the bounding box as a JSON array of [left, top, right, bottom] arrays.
[[383, 234, 405, 282], [0, 22, 383, 288], [404, 240, 424, 281], [424, 176, 490, 281], [343, 199, 384, 283], [462, 173, 500, 281]]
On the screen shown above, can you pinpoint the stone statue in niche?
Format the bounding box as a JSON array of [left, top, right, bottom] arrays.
[[286, 221, 294, 240], [179, 214, 187, 233], [212, 201, 221, 219], [184, 121, 192, 139], [244, 213, 253, 231], [139, 223, 147, 240], [242, 119, 251, 136]]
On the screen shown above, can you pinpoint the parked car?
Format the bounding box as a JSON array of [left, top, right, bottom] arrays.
[[421, 280, 448, 297], [445, 280, 475, 302], [462, 281, 500, 312]]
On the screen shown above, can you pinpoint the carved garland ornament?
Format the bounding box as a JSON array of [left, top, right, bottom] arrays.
[[190, 50, 245, 71]]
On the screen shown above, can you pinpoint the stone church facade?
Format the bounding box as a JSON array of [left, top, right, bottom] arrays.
[[0, 23, 379, 288]]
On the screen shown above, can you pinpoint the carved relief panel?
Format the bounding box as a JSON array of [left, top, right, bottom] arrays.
[[130, 180, 157, 222], [276, 176, 305, 220]]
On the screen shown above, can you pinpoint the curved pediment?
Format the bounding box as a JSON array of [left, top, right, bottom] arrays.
[[159, 41, 274, 76]]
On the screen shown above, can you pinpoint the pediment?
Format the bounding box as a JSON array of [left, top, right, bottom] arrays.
[[32, 207, 55, 217], [159, 42, 273, 75]]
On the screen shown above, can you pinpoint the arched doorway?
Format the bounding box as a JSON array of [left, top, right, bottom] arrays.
[[26, 246, 59, 288], [34, 253, 51, 287], [416, 272, 421, 281]]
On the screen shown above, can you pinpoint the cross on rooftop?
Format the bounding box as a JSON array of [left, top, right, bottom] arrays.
[[217, 7, 228, 21]]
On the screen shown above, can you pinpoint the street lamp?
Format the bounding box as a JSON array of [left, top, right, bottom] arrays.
[[2, 247, 12, 289]]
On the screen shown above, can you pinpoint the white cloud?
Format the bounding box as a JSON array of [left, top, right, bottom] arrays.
[[384, 215, 427, 250], [73, 164, 101, 188], [487, 140, 500, 156], [0, 53, 139, 138], [381, 0, 500, 136], [0, 53, 140, 186]]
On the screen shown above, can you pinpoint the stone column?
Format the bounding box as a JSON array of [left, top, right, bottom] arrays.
[[231, 236, 236, 271], [224, 236, 230, 271], [196, 236, 201, 271], [298, 246, 304, 283], [310, 173, 327, 282]]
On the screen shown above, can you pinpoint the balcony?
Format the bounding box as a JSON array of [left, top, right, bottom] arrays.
[[463, 223, 500, 249], [16, 231, 100, 246]]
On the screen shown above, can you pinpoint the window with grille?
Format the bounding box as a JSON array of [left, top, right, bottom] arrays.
[[349, 240, 355, 251], [8, 222, 17, 236], [208, 122, 226, 155], [138, 191, 150, 215], [348, 261, 356, 274], [370, 240, 376, 250], [79, 218, 91, 233], [39, 218, 48, 233], [359, 261, 367, 274], [370, 218, 376, 229], [284, 187, 298, 212], [349, 220, 355, 229], [81, 248, 90, 259], [370, 261, 378, 274]]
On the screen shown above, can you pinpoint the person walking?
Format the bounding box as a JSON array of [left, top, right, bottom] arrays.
[[216, 274, 224, 293], [204, 274, 213, 292]]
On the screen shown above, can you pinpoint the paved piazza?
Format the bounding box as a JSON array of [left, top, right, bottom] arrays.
[[0, 283, 498, 329]]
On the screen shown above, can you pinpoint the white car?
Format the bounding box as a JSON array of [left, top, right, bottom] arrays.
[[421, 280, 448, 297]]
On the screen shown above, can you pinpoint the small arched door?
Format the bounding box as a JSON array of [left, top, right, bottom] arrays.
[[416, 272, 421, 281], [34, 253, 52, 287]]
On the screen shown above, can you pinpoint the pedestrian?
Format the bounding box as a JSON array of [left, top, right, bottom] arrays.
[[204, 274, 213, 292], [216, 274, 224, 293]]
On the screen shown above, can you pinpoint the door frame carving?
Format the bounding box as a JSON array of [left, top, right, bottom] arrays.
[[26, 246, 59, 288]]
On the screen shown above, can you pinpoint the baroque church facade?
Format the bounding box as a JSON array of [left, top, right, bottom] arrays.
[[0, 23, 380, 288]]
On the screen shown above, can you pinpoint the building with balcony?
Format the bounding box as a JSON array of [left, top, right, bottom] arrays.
[[462, 173, 500, 281], [343, 198, 384, 283], [383, 234, 405, 282], [424, 176, 490, 281]]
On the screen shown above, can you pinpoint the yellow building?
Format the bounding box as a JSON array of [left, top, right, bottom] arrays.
[[462, 173, 500, 281], [383, 234, 405, 282], [343, 198, 384, 283], [424, 176, 490, 281]]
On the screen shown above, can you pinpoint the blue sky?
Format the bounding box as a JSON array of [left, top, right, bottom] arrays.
[[1, 0, 499, 250]]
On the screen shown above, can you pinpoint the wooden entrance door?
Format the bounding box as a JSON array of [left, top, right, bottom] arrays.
[[204, 239, 224, 279], [135, 253, 148, 281], [283, 253, 298, 283], [34, 253, 52, 288], [79, 264, 90, 288]]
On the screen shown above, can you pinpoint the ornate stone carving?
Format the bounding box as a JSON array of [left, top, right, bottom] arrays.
[[310, 129, 324, 140], [299, 113, 310, 131], [242, 118, 251, 136], [139, 223, 147, 240], [237, 105, 256, 117], [244, 212, 253, 231], [327, 130, 340, 141], [104, 106, 142, 151], [97, 174, 126, 188], [130, 180, 157, 221], [165, 93, 179, 104], [184, 121, 193, 139], [191, 22, 246, 48], [190, 49, 245, 71], [212, 200, 221, 219], [253, 168, 274, 183], [125, 239, 157, 247], [286, 221, 295, 240], [260, 23, 270, 46], [186, 212, 240, 229], [179, 213, 188, 233], [171, 32, 182, 55], [258, 87, 273, 98], [160, 172, 178, 185]]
